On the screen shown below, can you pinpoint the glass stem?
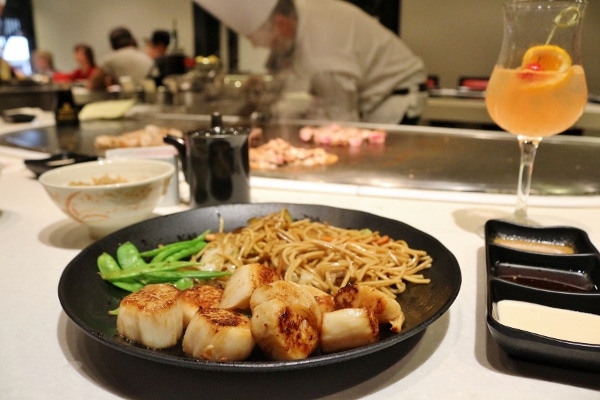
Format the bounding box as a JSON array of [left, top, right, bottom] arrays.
[[515, 136, 541, 223]]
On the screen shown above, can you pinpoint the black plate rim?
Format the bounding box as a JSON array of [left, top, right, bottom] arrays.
[[58, 202, 462, 372]]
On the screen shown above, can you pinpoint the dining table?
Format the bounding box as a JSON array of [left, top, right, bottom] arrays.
[[1, 114, 600, 400]]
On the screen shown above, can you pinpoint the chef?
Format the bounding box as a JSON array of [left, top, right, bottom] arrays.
[[195, 0, 428, 124]]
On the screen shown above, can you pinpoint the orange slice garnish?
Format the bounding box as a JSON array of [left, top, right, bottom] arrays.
[[519, 45, 573, 88], [521, 44, 572, 72]]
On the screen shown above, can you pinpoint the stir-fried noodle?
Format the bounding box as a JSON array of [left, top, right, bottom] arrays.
[[194, 209, 432, 298]]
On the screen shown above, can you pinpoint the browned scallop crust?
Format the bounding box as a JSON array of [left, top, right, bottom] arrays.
[[182, 308, 255, 361], [251, 299, 320, 361], [180, 285, 224, 327], [117, 283, 184, 349], [197, 308, 251, 327], [119, 283, 182, 311], [180, 285, 223, 309]]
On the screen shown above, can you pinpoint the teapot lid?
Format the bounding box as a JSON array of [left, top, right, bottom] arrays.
[[190, 112, 248, 137]]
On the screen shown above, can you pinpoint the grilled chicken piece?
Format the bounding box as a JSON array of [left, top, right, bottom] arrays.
[[320, 308, 379, 353], [94, 125, 183, 156], [219, 263, 281, 311], [179, 285, 224, 327], [251, 298, 320, 361], [249, 281, 322, 328], [335, 284, 405, 332], [182, 308, 255, 361], [117, 283, 183, 349], [302, 285, 335, 315]]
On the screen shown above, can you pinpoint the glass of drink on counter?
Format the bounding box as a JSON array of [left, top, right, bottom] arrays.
[[485, 0, 587, 224]]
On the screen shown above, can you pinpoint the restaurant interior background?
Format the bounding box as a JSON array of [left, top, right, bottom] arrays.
[[23, 0, 600, 96]]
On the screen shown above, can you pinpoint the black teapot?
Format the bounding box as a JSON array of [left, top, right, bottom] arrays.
[[164, 113, 250, 207]]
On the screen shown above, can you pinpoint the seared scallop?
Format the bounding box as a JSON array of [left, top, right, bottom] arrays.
[[182, 308, 255, 361], [320, 308, 379, 353], [251, 298, 320, 361], [249, 281, 322, 328], [335, 284, 405, 332], [219, 263, 281, 311], [179, 285, 224, 327], [117, 283, 183, 349], [302, 284, 335, 315]]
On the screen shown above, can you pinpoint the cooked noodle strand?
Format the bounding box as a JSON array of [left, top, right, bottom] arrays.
[[197, 209, 432, 298]]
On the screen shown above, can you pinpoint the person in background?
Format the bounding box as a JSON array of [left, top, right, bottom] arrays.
[[52, 43, 98, 84], [196, 0, 428, 124], [0, 54, 15, 82], [145, 29, 171, 86], [89, 26, 153, 90], [0, 0, 19, 81], [31, 49, 56, 77], [70, 44, 97, 84]]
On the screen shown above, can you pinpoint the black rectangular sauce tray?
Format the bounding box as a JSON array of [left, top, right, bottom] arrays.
[[484, 219, 600, 371]]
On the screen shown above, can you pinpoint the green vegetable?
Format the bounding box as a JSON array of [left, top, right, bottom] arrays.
[[98, 252, 145, 292], [139, 230, 210, 261], [174, 277, 195, 291], [97, 253, 121, 275], [96, 232, 222, 296], [111, 281, 145, 292], [141, 269, 230, 283], [116, 241, 147, 269], [100, 260, 206, 281], [163, 240, 207, 262]]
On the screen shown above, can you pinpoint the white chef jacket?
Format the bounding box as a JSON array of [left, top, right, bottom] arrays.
[[99, 47, 154, 86], [271, 0, 427, 124]]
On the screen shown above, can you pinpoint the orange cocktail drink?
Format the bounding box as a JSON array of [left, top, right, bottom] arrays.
[[485, 1, 587, 224], [486, 46, 588, 138]]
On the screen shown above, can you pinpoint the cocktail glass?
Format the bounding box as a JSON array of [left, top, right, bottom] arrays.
[[485, 0, 587, 224]]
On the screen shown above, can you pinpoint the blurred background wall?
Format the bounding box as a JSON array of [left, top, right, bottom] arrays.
[[401, 0, 599, 93], [30, 0, 600, 94]]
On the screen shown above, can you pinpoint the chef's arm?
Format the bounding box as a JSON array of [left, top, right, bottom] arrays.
[[310, 71, 360, 122]]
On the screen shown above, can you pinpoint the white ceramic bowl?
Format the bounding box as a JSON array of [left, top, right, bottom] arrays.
[[39, 159, 175, 238]]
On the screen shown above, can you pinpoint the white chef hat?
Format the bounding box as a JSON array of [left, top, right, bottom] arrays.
[[194, 0, 279, 36]]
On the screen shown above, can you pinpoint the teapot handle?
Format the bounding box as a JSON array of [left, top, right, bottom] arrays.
[[163, 134, 188, 182]]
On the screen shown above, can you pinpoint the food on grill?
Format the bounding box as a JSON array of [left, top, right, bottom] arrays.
[[94, 125, 183, 156], [249, 138, 338, 170], [299, 123, 386, 147]]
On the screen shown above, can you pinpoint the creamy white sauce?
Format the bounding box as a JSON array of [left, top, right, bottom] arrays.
[[495, 300, 600, 345]]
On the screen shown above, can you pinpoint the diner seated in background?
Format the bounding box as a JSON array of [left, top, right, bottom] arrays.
[[0, 55, 15, 81], [88, 26, 153, 91], [52, 44, 98, 85], [31, 49, 56, 78], [145, 29, 171, 86], [69, 44, 98, 84]]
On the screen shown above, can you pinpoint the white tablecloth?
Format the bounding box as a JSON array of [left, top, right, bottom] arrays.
[[1, 145, 599, 400]]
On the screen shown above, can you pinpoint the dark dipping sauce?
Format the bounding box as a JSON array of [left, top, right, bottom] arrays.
[[494, 262, 599, 293]]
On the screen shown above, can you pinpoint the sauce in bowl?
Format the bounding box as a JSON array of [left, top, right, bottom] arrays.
[[493, 262, 598, 293], [495, 300, 600, 345], [493, 237, 575, 254]]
